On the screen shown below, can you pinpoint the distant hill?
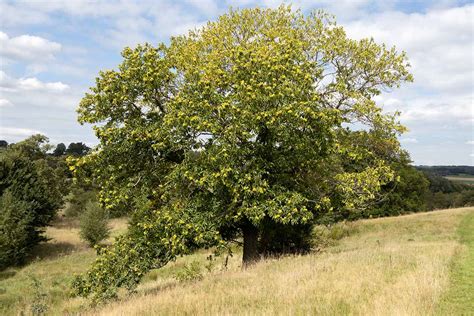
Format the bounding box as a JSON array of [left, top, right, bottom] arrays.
[[415, 166, 474, 176]]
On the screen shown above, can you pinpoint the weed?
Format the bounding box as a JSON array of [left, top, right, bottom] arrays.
[[29, 275, 49, 315], [174, 261, 203, 282]]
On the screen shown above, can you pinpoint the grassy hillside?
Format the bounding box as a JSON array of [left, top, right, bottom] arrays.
[[1, 208, 473, 315], [0, 217, 128, 315]]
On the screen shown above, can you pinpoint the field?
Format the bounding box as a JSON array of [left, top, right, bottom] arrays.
[[445, 175, 474, 185], [1, 207, 473, 315]]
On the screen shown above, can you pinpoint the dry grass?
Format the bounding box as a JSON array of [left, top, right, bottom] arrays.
[[1, 208, 471, 315], [88, 207, 473, 316]]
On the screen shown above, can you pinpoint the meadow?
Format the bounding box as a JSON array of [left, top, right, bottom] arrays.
[[445, 175, 474, 186], [0, 207, 472, 315]]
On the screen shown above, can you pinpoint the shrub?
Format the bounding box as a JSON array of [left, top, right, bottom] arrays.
[[79, 202, 110, 247], [30, 275, 48, 315], [0, 191, 33, 269], [311, 221, 357, 250], [174, 261, 203, 282]]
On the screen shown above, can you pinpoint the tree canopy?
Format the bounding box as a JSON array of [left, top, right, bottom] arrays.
[[53, 143, 66, 157], [66, 142, 91, 156], [72, 6, 412, 301]]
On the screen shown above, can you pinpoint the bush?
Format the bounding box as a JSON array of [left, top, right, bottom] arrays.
[[79, 202, 110, 247], [311, 221, 357, 250], [174, 261, 203, 282], [0, 191, 33, 269]]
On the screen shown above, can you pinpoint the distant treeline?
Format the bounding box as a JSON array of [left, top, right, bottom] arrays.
[[415, 165, 474, 176], [0, 140, 90, 157], [339, 164, 474, 222]]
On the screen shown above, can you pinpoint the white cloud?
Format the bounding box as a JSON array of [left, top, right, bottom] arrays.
[[17, 77, 69, 92], [396, 94, 472, 124], [344, 5, 473, 94], [186, 0, 220, 16], [467, 141, 474, 145], [0, 99, 13, 107], [0, 2, 49, 27], [0, 127, 44, 141], [0, 31, 61, 62], [400, 137, 418, 144], [344, 5, 474, 136], [0, 71, 69, 93]]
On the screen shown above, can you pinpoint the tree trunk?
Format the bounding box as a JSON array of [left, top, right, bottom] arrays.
[[242, 220, 259, 267]]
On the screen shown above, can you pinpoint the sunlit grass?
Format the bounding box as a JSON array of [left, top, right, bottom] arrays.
[[0, 216, 128, 315], [92, 208, 472, 316], [1, 208, 472, 315]]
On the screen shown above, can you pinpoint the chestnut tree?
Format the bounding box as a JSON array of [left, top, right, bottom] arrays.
[[72, 6, 412, 301]]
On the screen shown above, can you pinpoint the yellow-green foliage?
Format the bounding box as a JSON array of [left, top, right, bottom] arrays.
[[72, 6, 413, 300]]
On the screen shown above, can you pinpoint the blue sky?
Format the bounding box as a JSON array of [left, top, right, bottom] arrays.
[[0, 0, 473, 165]]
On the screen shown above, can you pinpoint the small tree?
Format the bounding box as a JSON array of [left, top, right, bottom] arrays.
[[0, 191, 33, 269], [79, 201, 110, 247], [65, 183, 97, 218], [0, 135, 63, 269]]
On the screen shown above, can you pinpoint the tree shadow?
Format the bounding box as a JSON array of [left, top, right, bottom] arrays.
[[0, 270, 16, 281], [140, 281, 180, 296], [49, 215, 79, 229], [26, 241, 80, 263]]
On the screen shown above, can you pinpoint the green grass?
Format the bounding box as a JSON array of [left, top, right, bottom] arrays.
[[437, 210, 474, 314], [0, 251, 96, 315]]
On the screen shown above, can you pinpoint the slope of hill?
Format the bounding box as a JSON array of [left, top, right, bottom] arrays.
[[0, 208, 472, 315], [89, 207, 473, 316]]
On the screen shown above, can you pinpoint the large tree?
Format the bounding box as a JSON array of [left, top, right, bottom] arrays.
[[72, 7, 411, 301]]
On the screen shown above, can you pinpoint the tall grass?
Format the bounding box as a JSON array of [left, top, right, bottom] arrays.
[[91, 208, 472, 316], [0, 208, 471, 315], [0, 216, 128, 315]]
